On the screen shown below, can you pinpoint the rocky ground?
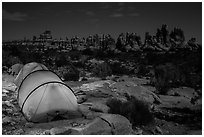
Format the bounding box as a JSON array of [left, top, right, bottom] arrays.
[[2, 73, 202, 135]]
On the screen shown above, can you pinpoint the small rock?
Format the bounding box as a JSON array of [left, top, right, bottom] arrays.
[[78, 104, 91, 118], [3, 89, 9, 93], [133, 127, 143, 135], [79, 77, 88, 81], [3, 116, 12, 125], [72, 122, 78, 127], [2, 94, 7, 101], [43, 130, 51, 135], [77, 95, 87, 104], [155, 126, 163, 134], [25, 122, 34, 128], [86, 112, 104, 120], [3, 83, 17, 92], [175, 123, 179, 126], [10, 121, 16, 126], [11, 126, 16, 130], [50, 127, 68, 135], [16, 129, 24, 135], [168, 87, 198, 99], [2, 101, 15, 108], [79, 123, 86, 127], [50, 127, 81, 135], [13, 112, 21, 116], [5, 108, 13, 114], [126, 84, 130, 87]]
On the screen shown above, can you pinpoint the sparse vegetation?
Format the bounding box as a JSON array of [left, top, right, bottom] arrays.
[[91, 61, 112, 78], [106, 96, 154, 126], [54, 66, 80, 81], [3, 24, 201, 88]]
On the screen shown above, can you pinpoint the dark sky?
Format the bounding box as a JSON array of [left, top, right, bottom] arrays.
[[2, 2, 202, 43]]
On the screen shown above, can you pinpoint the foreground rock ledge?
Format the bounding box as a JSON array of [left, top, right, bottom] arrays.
[[50, 114, 133, 135], [24, 114, 133, 135]]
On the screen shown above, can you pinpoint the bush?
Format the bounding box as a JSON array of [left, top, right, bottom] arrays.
[[108, 60, 129, 75], [54, 66, 79, 81], [136, 64, 151, 77], [106, 96, 154, 126], [3, 55, 22, 68], [72, 55, 89, 68], [89, 60, 112, 78], [2, 66, 8, 73], [152, 63, 185, 94]]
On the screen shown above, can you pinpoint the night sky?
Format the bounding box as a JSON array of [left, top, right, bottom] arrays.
[[2, 2, 202, 43]]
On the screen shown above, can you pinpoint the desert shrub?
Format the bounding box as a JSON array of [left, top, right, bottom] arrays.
[[2, 66, 8, 73], [3, 55, 22, 68], [2, 50, 11, 67], [152, 63, 186, 94], [82, 48, 93, 56], [79, 55, 89, 65], [109, 61, 124, 74], [72, 55, 89, 68], [69, 50, 82, 60], [136, 64, 151, 77], [55, 55, 67, 67], [88, 59, 112, 78], [106, 98, 123, 114], [108, 60, 129, 75], [54, 66, 79, 81], [185, 72, 202, 90], [106, 96, 154, 126]]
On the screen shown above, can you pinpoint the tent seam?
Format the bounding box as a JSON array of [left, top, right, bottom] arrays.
[[58, 84, 76, 108], [33, 84, 49, 120]]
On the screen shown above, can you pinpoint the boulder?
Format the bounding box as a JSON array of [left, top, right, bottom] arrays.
[[3, 89, 9, 93], [46, 114, 133, 135], [3, 116, 13, 125], [2, 81, 17, 92], [155, 126, 163, 134], [25, 123, 34, 128], [23, 118, 91, 135], [81, 114, 133, 135], [89, 102, 110, 113], [187, 130, 202, 135], [153, 94, 202, 125], [2, 100, 15, 108], [81, 117, 112, 135], [79, 80, 113, 91], [116, 75, 149, 85], [167, 87, 198, 100], [87, 88, 115, 98], [77, 95, 87, 104], [99, 114, 133, 135], [49, 127, 82, 135], [158, 95, 193, 109], [78, 103, 105, 120], [78, 104, 91, 117], [4, 108, 14, 115], [110, 82, 161, 104], [133, 127, 143, 135]]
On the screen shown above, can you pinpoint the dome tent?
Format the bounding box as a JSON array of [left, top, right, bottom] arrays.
[[14, 62, 48, 87], [18, 70, 81, 123], [8, 63, 23, 76]]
